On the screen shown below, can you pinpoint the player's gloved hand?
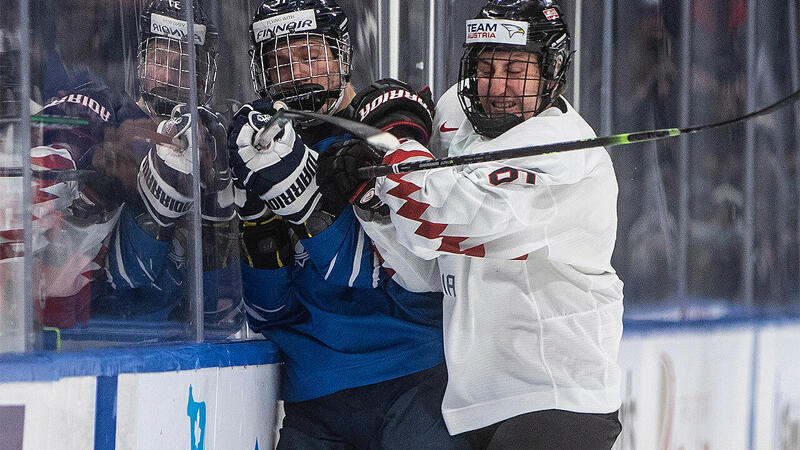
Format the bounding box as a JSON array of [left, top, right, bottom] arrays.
[[198, 109, 235, 224], [233, 186, 269, 221], [165, 104, 235, 223], [228, 98, 321, 224], [350, 78, 435, 145], [240, 213, 294, 270], [317, 139, 388, 215], [136, 111, 195, 228]]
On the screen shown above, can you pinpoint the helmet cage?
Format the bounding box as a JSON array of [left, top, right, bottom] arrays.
[[137, 36, 217, 117], [458, 37, 570, 138], [250, 32, 351, 113]]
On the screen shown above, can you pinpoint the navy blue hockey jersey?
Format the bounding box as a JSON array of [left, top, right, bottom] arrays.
[[242, 207, 445, 401], [241, 119, 446, 401]]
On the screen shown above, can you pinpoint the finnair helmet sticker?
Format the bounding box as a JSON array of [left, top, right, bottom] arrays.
[[465, 19, 528, 46], [150, 13, 207, 45], [253, 10, 318, 43]]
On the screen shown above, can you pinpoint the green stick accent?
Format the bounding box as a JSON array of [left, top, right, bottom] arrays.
[[30, 115, 90, 126]]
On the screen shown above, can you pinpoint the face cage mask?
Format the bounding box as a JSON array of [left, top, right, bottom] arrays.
[[137, 36, 217, 117], [250, 33, 351, 114], [458, 45, 563, 138]]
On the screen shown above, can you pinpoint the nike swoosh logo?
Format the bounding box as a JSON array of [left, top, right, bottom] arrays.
[[440, 123, 459, 133]]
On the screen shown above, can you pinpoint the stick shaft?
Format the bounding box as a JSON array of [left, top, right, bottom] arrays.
[[358, 128, 680, 179], [358, 87, 800, 179]]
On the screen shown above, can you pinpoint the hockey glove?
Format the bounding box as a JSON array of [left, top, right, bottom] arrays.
[[166, 104, 235, 223], [317, 139, 388, 215], [197, 107, 236, 224], [228, 98, 321, 224], [350, 78, 435, 145], [136, 113, 194, 228], [240, 213, 294, 270]]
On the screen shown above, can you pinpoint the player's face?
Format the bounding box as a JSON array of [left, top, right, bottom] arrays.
[[475, 49, 542, 120], [264, 35, 341, 97], [138, 38, 209, 104]]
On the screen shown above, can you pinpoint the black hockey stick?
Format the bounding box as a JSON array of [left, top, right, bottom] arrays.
[[356, 87, 800, 180]]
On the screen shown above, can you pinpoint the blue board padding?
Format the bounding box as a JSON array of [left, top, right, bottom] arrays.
[[0, 340, 280, 383], [94, 375, 118, 450]]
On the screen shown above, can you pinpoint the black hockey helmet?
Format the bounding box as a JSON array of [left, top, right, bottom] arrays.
[[458, 0, 572, 137], [0, 29, 21, 120], [249, 0, 352, 114], [137, 0, 219, 117]]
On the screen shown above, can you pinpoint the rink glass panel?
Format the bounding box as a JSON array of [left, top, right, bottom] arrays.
[[576, 0, 800, 310], [0, 2, 29, 352], [0, 0, 256, 353]]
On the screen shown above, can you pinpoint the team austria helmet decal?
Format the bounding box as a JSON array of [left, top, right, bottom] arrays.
[[252, 9, 318, 43], [465, 19, 529, 46]]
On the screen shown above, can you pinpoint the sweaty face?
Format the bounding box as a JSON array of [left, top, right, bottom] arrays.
[[260, 34, 346, 112], [475, 49, 542, 121]]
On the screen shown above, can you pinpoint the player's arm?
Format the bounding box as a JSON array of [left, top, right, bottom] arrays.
[[321, 131, 615, 260], [225, 99, 316, 326], [239, 213, 308, 330], [317, 79, 442, 290], [427, 83, 465, 158], [105, 105, 226, 288], [24, 143, 124, 299], [380, 135, 618, 260]]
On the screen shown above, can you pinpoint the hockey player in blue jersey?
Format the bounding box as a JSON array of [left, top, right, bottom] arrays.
[[93, 0, 241, 328], [228, 1, 468, 448]]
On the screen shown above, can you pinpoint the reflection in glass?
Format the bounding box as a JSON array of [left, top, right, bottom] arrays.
[[0, 0, 247, 352], [0, 13, 27, 352]]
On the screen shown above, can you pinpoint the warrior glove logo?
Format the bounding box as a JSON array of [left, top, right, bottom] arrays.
[[264, 151, 317, 212], [140, 152, 193, 220], [357, 89, 432, 121], [43, 94, 112, 122]]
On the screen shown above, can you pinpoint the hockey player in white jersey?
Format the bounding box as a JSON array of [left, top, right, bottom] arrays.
[[318, 0, 623, 448]]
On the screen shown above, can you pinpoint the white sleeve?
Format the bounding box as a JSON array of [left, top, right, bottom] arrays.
[[356, 210, 441, 293], [29, 145, 121, 298], [374, 136, 618, 262], [428, 84, 466, 159]]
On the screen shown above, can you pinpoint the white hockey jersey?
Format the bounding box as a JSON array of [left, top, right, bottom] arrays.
[[369, 88, 624, 434], [427, 84, 466, 159]]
